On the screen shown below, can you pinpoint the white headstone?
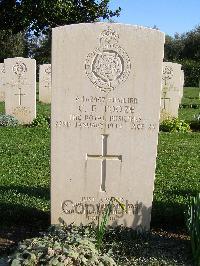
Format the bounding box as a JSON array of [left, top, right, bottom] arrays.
[[39, 64, 51, 103], [51, 23, 165, 230], [161, 62, 182, 119], [179, 70, 184, 103], [4, 57, 36, 124], [0, 63, 5, 102]]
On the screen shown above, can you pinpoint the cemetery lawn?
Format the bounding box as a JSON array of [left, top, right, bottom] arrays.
[[179, 87, 200, 122], [0, 88, 199, 263]]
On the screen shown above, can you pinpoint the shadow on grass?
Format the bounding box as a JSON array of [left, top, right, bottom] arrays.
[[151, 188, 200, 228], [151, 199, 187, 229], [0, 185, 50, 228], [0, 202, 50, 227], [0, 185, 50, 201]]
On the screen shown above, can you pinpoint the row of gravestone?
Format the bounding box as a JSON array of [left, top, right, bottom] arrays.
[[0, 60, 51, 124], [161, 62, 184, 120], [0, 60, 184, 125], [0, 23, 186, 230]]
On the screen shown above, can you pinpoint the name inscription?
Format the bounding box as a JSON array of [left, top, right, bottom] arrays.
[[55, 95, 156, 131]]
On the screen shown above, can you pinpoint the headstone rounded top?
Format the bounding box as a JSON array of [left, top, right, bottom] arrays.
[[52, 22, 165, 38]]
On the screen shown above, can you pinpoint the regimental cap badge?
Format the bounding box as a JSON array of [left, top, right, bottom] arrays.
[[85, 27, 131, 93], [12, 61, 27, 77]]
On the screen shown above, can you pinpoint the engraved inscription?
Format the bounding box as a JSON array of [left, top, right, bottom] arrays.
[[85, 27, 131, 92], [62, 198, 142, 222], [1, 65, 5, 74], [12, 106, 31, 122], [54, 94, 156, 131], [45, 65, 51, 75], [162, 66, 173, 86]]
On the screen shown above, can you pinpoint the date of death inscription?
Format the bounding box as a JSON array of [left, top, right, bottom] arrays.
[[54, 95, 156, 131]]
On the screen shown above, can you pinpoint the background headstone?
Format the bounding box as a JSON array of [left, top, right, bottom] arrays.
[[5, 57, 36, 124], [39, 64, 51, 103], [51, 23, 165, 230], [0, 63, 5, 102], [160, 62, 182, 120], [179, 69, 184, 103]]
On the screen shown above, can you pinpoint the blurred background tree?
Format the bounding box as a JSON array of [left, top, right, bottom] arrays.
[[0, 0, 121, 64], [164, 25, 200, 86]]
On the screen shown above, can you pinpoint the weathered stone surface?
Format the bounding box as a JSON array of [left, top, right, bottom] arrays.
[[51, 23, 165, 230], [39, 64, 51, 103], [161, 62, 182, 119], [0, 63, 5, 102], [179, 70, 184, 103], [4, 57, 36, 124]]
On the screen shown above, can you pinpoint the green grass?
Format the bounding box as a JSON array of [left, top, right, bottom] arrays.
[[182, 87, 200, 101], [0, 127, 50, 226], [153, 132, 200, 226], [179, 107, 200, 122], [179, 87, 200, 122]]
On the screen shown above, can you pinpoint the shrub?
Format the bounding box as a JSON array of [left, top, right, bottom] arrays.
[[159, 118, 190, 132], [31, 114, 50, 128], [0, 114, 18, 127], [186, 193, 200, 266], [178, 59, 200, 87], [9, 225, 117, 266]]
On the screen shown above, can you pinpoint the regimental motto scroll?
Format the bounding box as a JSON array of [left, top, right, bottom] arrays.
[[85, 27, 131, 92]]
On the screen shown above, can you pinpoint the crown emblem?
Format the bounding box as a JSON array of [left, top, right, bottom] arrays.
[[85, 27, 131, 92]]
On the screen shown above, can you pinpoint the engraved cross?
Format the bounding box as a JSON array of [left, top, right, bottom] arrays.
[[86, 134, 122, 192], [14, 88, 26, 106], [161, 92, 170, 109]]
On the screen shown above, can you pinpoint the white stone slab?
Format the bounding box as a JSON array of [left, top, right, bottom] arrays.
[[161, 62, 182, 119], [39, 64, 51, 103], [5, 57, 36, 124], [179, 70, 184, 103], [0, 63, 5, 102], [51, 23, 165, 230]]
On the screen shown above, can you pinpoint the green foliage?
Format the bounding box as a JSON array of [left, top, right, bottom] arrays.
[[0, 30, 26, 62], [164, 25, 200, 86], [9, 225, 117, 266], [179, 59, 200, 87], [0, 0, 121, 35], [0, 114, 19, 127], [0, 1, 121, 64], [164, 34, 184, 61], [96, 197, 125, 250], [8, 224, 192, 265], [186, 193, 200, 266], [160, 118, 190, 132], [165, 25, 200, 62], [31, 114, 50, 128], [28, 33, 51, 65]]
